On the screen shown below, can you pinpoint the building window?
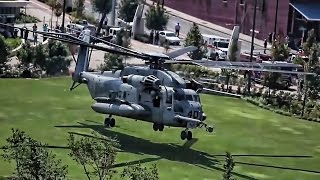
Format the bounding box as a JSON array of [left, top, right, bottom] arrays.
[[240, 0, 245, 5]]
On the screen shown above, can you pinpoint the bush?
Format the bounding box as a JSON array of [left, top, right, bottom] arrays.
[[15, 14, 40, 24], [5, 38, 22, 51], [135, 34, 150, 43]]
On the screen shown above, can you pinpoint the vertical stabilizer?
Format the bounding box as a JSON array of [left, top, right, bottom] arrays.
[[132, 4, 145, 39], [72, 29, 91, 83], [227, 26, 241, 61]]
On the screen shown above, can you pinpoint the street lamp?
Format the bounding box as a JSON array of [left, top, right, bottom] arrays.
[[247, 0, 258, 94]]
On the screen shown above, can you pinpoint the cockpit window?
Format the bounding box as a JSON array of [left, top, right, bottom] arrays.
[[166, 93, 172, 104], [193, 95, 200, 102], [174, 92, 183, 101], [185, 95, 193, 101]]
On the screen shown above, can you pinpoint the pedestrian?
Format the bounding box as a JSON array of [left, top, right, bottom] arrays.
[[150, 30, 154, 44], [34, 33, 38, 45], [264, 39, 267, 54], [23, 26, 28, 41], [268, 32, 272, 43], [32, 23, 37, 37], [155, 31, 159, 45], [175, 23, 180, 37]]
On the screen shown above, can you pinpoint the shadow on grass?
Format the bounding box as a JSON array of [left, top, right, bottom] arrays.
[[55, 122, 257, 180]]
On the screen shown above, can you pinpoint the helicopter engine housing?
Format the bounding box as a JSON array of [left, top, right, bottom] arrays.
[[124, 75, 160, 89]]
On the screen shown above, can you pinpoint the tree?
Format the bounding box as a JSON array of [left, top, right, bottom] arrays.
[[74, 0, 86, 18], [54, 2, 63, 25], [271, 39, 289, 61], [2, 129, 68, 179], [17, 41, 34, 69], [91, 0, 112, 15], [91, 0, 112, 35], [120, 163, 159, 180], [45, 40, 71, 76], [145, 2, 169, 31], [47, 0, 57, 29], [118, 0, 140, 22], [222, 152, 235, 180], [68, 132, 119, 180], [184, 23, 207, 60], [0, 35, 10, 74], [34, 44, 48, 70], [115, 28, 131, 48], [99, 53, 124, 71]]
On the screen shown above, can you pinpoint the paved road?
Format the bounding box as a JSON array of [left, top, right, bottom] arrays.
[[83, 0, 262, 53]]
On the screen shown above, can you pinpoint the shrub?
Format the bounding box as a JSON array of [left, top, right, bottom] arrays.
[[15, 14, 40, 24], [5, 38, 22, 50], [135, 34, 150, 43], [237, 86, 241, 94]]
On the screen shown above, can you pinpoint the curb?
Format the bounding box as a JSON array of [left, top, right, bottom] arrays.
[[144, 0, 264, 48], [10, 38, 25, 54]]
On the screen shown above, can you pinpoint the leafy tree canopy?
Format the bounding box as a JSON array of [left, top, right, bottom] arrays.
[[2, 129, 68, 179], [91, 0, 112, 15], [184, 22, 207, 60], [118, 0, 140, 22], [68, 132, 119, 180], [145, 2, 169, 31], [121, 163, 159, 180]]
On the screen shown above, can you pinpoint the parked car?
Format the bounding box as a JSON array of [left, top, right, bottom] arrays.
[[159, 31, 180, 45]]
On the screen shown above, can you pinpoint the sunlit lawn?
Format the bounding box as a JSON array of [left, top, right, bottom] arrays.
[[0, 77, 319, 179]]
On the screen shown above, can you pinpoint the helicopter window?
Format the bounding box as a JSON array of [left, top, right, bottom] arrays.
[[153, 95, 160, 107], [185, 95, 193, 101], [173, 93, 183, 101], [193, 95, 200, 102], [123, 91, 126, 99], [166, 93, 172, 104]]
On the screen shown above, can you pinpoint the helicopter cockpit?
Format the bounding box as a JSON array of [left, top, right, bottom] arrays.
[[164, 88, 206, 121]]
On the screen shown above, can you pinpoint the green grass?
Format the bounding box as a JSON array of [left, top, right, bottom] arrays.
[[5, 38, 22, 51], [0, 77, 320, 180]]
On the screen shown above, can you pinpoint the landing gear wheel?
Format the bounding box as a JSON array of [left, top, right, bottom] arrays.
[[153, 123, 159, 131], [158, 124, 164, 131], [104, 118, 110, 127], [109, 118, 115, 127], [187, 131, 192, 141], [180, 131, 187, 140]]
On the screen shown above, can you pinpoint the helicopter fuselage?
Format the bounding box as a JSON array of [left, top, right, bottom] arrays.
[[81, 71, 205, 128]]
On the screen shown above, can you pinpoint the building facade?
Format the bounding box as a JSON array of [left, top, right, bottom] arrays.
[[0, 0, 30, 23], [156, 0, 320, 43]]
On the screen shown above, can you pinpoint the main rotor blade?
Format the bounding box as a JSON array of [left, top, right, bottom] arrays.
[[166, 46, 198, 58]]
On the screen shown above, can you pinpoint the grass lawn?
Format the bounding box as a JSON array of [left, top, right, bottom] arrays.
[[0, 77, 320, 180]]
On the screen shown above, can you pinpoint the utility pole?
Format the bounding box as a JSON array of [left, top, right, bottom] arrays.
[[273, 0, 279, 40], [110, 0, 116, 26], [247, 0, 257, 94], [61, 0, 66, 33]]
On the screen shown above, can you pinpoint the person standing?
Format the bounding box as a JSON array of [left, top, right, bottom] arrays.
[[264, 39, 267, 54], [175, 23, 180, 37], [32, 23, 37, 37]]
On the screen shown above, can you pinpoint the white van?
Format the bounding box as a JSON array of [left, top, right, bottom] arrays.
[[202, 34, 230, 60]]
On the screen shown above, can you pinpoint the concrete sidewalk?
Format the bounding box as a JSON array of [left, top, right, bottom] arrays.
[[145, 0, 264, 48]]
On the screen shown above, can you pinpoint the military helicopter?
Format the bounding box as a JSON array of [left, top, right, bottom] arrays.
[[0, 22, 213, 141]]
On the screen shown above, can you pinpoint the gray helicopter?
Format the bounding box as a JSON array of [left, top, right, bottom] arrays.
[[0, 21, 213, 140], [68, 29, 213, 141]]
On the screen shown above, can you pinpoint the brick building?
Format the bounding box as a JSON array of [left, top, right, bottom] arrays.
[[156, 0, 320, 46]]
